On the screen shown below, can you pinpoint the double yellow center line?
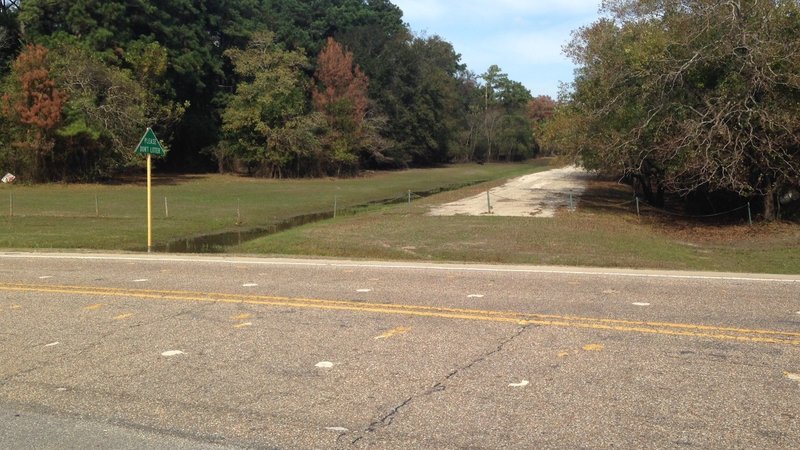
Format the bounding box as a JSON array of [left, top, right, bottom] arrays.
[[2, 282, 799, 346]]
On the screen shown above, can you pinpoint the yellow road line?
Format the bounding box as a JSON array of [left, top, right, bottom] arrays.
[[2, 282, 799, 346]]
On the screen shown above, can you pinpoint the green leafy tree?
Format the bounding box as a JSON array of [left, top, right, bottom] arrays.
[[1, 40, 178, 181], [479, 65, 533, 161], [48, 42, 183, 181], [450, 70, 483, 162], [496, 114, 536, 161], [8, 0, 541, 178], [556, 0, 800, 219], [0, 0, 20, 74], [221, 31, 318, 178], [263, 0, 404, 55], [406, 35, 465, 164], [343, 30, 466, 166], [19, 0, 269, 171]]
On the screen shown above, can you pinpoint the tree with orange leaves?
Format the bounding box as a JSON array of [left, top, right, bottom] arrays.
[[313, 37, 371, 174], [313, 37, 368, 130], [1, 44, 66, 180]]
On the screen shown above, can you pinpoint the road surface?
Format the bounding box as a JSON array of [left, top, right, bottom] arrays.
[[1, 252, 799, 448]]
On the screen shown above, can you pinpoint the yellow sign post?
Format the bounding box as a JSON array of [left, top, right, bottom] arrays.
[[135, 128, 166, 252]]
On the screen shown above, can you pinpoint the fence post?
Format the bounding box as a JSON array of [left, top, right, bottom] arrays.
[[747, 202, 752, 226], [635, 197, 640, 218], [334, 195, 337, 219], [486, 190, 492, 214], [569, 192, 574, 211], [236, 198, 241, 225], [164, 197, 169, 218], [8, 193, 12, 217], [408, 190, 411, 205], [95, 195, 99, 217]]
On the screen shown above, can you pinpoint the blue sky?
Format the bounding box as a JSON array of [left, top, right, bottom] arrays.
[[390, 0, 602, 98]]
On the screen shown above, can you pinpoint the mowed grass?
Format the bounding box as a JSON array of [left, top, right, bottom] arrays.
[[237, 178, 800, 274], [2, 160, 797, 274], [0, 162, 547, 251]]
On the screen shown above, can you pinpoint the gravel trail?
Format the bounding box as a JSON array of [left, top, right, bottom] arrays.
[[428, 165, 592, 217]]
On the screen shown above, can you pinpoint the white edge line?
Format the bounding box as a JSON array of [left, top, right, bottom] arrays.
[[1, 252, 798, 284]]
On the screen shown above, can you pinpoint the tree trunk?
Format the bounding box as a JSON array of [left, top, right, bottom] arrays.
[[654, 182, 665, 208], [633, 173, 665, 207], [763, 187, 776, 222]]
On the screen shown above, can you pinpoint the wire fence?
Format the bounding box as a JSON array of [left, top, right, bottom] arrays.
[[3, 188, 428, 220], [4, 184, 756, 226], [576, 193, 754, 224], [631, 196, 753, 224], [479, 187, 754, 224]]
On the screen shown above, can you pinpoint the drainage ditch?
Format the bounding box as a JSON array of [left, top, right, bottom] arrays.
[[154, 181, 485, 253]]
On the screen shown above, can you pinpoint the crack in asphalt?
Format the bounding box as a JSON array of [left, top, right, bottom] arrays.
[[428, 325, 532, 393], [347, 324, 533, 445]]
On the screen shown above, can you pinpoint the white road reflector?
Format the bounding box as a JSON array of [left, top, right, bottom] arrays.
[[632, 302, 651, 306], [325, 427, 349, 432], [242, 283, 258, 287], [509, 380, 529, 387], [315, 361, 334, 368], [161, 350, 185, 357], [467, 294, 485, 298], [44, 342, 60, 347]]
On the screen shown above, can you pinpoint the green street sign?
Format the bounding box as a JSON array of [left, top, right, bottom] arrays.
[[135, 127, 165, 156]]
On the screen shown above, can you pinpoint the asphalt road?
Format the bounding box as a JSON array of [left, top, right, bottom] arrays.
[[1, 252, 799, 448]]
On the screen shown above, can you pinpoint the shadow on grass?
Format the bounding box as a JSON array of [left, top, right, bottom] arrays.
[[580, 177, 757, 225], [578, 177, 637, 214], [577, 178, 794, 245], [107, 173, 215, 187]]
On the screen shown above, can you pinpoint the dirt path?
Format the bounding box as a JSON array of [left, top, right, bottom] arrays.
[[428, 165, 592, 217]]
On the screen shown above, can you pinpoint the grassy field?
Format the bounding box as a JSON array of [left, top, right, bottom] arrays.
[[2, 160, 798, 274], [235, 177, 800, 274], [0, 162, 548, 251]]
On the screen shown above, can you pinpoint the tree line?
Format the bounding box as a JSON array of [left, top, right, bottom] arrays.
[[0, 0, 549, 182], [545, 0, 800, 221]]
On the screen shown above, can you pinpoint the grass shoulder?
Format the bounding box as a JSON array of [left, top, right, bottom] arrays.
[[236, 176, 800, 275], [0, 161, 550, 252]]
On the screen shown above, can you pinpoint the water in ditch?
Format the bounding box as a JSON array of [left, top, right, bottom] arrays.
[[154, 181, 484, 253], [154, 211, 333, 253]]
